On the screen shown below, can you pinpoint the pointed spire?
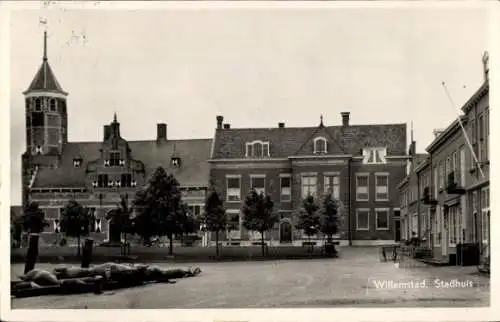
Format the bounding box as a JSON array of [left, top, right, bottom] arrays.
[[113, 112, 117, 123], [411, 121, 414, 142], [320, 114, 324, 127], [43, 31, 47, 61]]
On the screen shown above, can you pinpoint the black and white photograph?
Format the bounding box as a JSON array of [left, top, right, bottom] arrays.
[[1, 1, 497, 321]]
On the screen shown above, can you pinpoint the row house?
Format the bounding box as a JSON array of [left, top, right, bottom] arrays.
[[397, 51, 490, 264], [21, 32, 212, 246], [209, 113, 407, 246]]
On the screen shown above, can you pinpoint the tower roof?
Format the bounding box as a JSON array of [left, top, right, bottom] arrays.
[[23, 31, 67, 95]]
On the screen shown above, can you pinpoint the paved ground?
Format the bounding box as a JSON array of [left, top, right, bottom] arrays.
[[11, 247, 489, 309]]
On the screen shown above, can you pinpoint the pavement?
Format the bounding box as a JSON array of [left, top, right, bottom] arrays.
[[10, 247, 489, 308]]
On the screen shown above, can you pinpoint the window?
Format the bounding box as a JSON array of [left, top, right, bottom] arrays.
[[452, 152, 458, 178], [49, 99, 57, 112], [31, 112, 44, 127], [313, 137, 327, 154], [250, 175, 266, 195], [375, 209, 389, 230], [375, 173, 389, 201], [109, 152, 121, 167], [246, 141, 270, 158], [324, 174, 340, 199], [73, 159, 81, 168], [301, 175, 317, 198], [362, 147, 387, 164], [433, 167, 438, 197], [439, 162, 445, 190], [394, 209, 400, 217], [356, 174, 369, 201], [121, 173, 132, 187], [356, 209, 369, 231], [189, 205, 202, 217], [171, 157, 181, 167], [97, 174, 109, 188], [226, 176, 241, 202], [280, 175, 291, 202], [481, 187, 490, 246], [35, 98, 42, 111]]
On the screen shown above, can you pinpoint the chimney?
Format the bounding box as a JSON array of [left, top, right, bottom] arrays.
[[103, 125, 111, 141], [341, 112, 350, 127], [278, 122, 285, 128], [216, 115, 224, 129], [223, 123, 231, 129], [157, 123, 167, 142], [482, 51, 489, 81]]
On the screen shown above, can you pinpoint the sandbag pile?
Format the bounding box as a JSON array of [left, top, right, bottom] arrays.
[[12, 264, 202, 298]]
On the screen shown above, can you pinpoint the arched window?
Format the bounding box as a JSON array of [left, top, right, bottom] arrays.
[[313, 137, 327, 154], [34, 98, 42, 111], [49, 99, 57, 112]]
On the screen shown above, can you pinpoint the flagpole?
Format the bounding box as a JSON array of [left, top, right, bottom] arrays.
[[441, 82, 485, 179]]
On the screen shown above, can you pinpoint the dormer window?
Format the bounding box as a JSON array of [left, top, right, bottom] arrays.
[[313, 137, 328, 154], [362, 147, 387, 164], [73, 158, 82, 168], [109, 152, 121, 166], [49, 99, 57, 112], [246, 140, 270, 158], [172, 157, 181, 167]]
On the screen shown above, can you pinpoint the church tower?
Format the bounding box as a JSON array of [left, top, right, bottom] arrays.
[[23, 31, 68, 158]]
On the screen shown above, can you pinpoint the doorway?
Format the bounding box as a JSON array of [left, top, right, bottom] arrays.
[[108, 220, 122, 243], [394, 219, 401, 242], [280, 221, 292, 243]]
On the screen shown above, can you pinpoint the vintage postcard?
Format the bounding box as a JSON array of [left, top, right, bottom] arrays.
[[0, 1, 498, 322]]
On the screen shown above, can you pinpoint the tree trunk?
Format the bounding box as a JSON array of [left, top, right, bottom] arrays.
[[261, 231, 266, 257], [77, 235, 81, 257], [308, 235, 312, 254], [169, 236, 173, 255], [215, 231, 219, 257], [24, 233, 39, 274], [81, 238, 94, 268]]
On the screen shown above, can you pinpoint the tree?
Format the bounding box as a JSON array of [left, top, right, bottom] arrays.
[[21, 202, 50, 235], [106, 194, 135, 254], [60, 199, 91, 256], [319, 193, 341, 243], [202, 190, 227, 257], [176, 201, 199, 245], [242, 190, 278, 256], [296, 195, 321, 253], [133, 166, 183, 255]]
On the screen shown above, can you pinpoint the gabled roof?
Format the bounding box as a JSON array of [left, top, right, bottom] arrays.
[[211, 123, 407, 159], [31, 138, 213, 189]]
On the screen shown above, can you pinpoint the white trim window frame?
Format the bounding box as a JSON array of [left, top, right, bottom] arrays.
[[226, 175, 242, 203], [375, 208, 390, 230], [324, 173, 340, 200], [375, 173, 389, 201], [245, 140, 270, 158], [280, 174, 292, 202], [313, 136, 328, 154], [250, 174, 266, 195], [301, 174, 317, 199], [355, 173, 369, 201], [362, 147, 387, 165], [356, 208, 370, 231]]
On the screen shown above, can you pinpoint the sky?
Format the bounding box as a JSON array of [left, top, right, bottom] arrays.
[[8, 4, 490, 205]]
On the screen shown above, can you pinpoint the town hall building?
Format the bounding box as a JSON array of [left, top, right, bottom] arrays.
[[20, 32, 212, 245]]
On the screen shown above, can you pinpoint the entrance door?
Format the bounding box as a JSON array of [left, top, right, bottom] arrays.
[[394, 219, 401, 242], [109, 220, 122, 243], [442, 212, 449, 256], [280, 222, 292, 243]]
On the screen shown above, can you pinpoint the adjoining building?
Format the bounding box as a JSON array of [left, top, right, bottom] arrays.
[[21, 32, 212, 246], [397, 52, 490, 265], [209, 113, 408, 246]]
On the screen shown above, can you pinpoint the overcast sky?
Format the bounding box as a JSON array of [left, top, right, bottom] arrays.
[[9, 4, 490, 205]]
